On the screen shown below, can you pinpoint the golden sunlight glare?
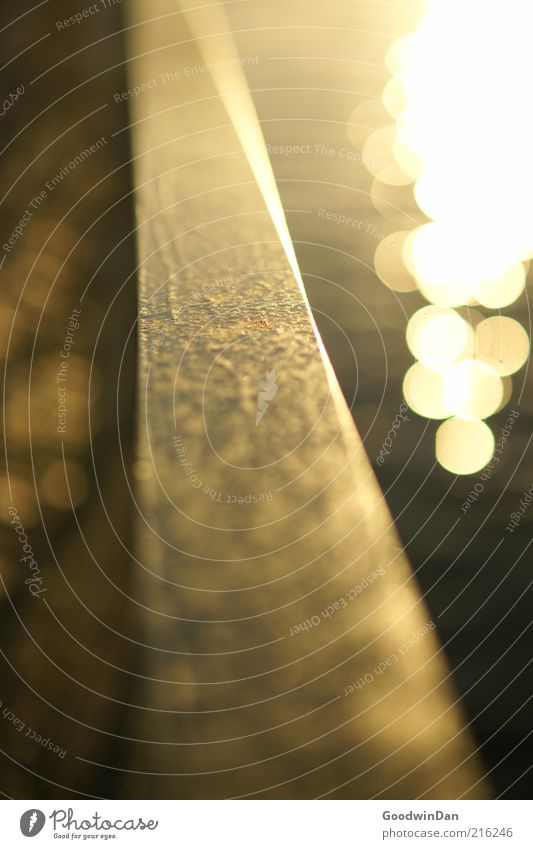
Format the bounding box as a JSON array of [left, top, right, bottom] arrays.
[[369, 0, 531, 473]]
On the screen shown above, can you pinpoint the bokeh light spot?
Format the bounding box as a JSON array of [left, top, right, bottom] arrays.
[[374, 231, 417, 292], [443, 359, 503, 419], [436, 417, 495, 475], [406, 306, 472, 368], [403, 361, 450, 419], [475, 316, 530, 376]]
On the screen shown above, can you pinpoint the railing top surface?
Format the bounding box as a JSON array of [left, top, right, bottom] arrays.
[[124, 0, 488, 798]]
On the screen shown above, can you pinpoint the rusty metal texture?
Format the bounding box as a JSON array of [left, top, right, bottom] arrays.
[[120, 0, 488, 798]]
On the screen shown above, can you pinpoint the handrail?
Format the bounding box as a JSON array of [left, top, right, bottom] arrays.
[[122, 0, 488, 798]]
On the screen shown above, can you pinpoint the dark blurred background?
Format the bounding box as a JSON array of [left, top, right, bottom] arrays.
[[0, 0, 137, 798]]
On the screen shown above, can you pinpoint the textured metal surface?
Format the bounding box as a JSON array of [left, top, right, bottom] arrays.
[[121, 0, 488, 798]]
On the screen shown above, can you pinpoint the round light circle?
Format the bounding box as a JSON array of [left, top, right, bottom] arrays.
[[436, 417, 495, 475]]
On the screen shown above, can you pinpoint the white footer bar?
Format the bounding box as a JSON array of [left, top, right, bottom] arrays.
[[1, 800, 531, 848]]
